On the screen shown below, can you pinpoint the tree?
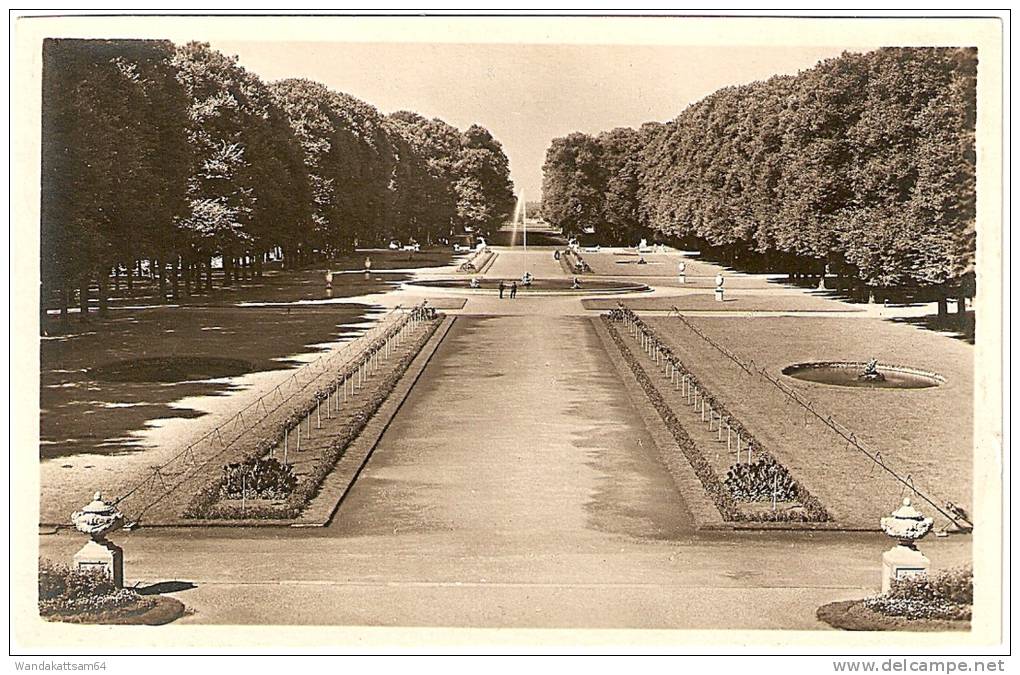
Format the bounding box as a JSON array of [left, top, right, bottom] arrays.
[[454, 125, 515, 237], [540, 132, 604, 236]]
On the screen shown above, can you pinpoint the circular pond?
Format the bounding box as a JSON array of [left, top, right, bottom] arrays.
[[91, 356, 254, 383], [409, 278, 649, 294], [781, 362, 944, 389]]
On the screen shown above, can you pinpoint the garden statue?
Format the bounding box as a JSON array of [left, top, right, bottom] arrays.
[[522, 271, 533, 286], [571, 276, 582, 289], [71, 492, 125, 588], [470, 277, 480, 289], [858, 359, 886, 382], [324, 270, 333, 289], [879, 497, 934, 593], [715, 273, 725, 302], [678, 261, 686, 283]]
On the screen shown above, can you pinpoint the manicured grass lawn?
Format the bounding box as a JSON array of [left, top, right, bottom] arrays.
[[582, 292, 861, 312], [40, 303, 383, 459], [642, 315, 973, 529], [40, 252, 460, 461]]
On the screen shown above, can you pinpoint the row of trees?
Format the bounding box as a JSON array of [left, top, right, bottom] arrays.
[[541, 48, 977, 310], [42, 39, 515, 318]]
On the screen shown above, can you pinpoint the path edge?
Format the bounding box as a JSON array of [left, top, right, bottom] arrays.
[[590, 316, 727, 530]]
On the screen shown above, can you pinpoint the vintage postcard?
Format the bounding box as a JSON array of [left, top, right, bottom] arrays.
[[9, 11, 1007, 658]]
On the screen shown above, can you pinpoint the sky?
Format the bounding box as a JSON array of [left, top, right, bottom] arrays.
[[212, 41, 871, 199]]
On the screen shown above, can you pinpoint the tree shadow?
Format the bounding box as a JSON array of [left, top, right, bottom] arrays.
[[888, 311, 975, 344]]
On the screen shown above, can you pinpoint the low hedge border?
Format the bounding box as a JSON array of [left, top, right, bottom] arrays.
[[603, 312, 830, 523], [183, 317, 442, 520]]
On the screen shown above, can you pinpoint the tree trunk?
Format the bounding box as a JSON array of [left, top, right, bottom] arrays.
[[206, 257, 213, 291], [223, 255, 233, 286], [170, 257, 180, 301], [126, 263, 134, 295], [97, 270, 109, 316], [60, 287, 69, 327], [183, 260, 191, 297], [157, 259, 168, 303], [78, 278, 90, 320], [113, 266, 120, 292], [956, 297, 967, 314], [936, 294, 948, 317], [255, 253, 263, 278]]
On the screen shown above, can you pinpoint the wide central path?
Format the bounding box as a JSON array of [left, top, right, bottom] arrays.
[[331, 313, 694, 544]]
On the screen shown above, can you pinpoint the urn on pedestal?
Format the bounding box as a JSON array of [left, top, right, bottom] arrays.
[[879, 497, 934, 593], [70, 492, 125, 588]]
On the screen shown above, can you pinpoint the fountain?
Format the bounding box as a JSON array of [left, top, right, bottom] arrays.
[[857, 358, 886, 383], [782, 361, 943, 389]]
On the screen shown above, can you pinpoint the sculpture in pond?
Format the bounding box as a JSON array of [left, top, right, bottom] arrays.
[[858, 359, 886, 382]]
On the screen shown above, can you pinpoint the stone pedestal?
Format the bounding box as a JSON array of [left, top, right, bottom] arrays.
[[678, 274, 686, 284], [714, 288, 725, 302], [73, 538, 124, 588], [881, 544, 930, 593]]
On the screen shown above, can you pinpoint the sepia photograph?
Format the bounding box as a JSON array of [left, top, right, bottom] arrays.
[[9, 10, 1008, 660]]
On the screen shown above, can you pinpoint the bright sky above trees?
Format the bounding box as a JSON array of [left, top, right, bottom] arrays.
[[210, 41, 875, 198]]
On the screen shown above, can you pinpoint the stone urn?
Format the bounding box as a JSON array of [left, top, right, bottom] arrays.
[[71, 492, 125, 587], [879, 497, 934, 593]]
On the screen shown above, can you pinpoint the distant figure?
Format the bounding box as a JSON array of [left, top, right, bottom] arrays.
[[324, 270, 333, 289], [364, 257, 372, 271], [510, 281, 518, 299], [715, 273, 725, 289], [571, 277, 582, 289], [498, 280, 505, 298], [637, 257, 647, 265]]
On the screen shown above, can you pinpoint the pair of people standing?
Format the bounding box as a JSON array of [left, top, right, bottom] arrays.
[[498, 281, 518, 299]]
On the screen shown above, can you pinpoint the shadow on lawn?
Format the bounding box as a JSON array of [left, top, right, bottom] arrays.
[[889, 311, 975, 345]]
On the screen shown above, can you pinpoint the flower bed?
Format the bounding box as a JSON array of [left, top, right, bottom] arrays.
[[561, 248, 592, 275], [818, 567, 972, 631], [459, 247, 493, 273], [603, 309, 829, 522], [38, 558, 186, 625], [183, 316, 441, 520]]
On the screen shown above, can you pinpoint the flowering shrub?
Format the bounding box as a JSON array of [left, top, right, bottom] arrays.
[[725, 457, 798, 502], [602, 313, 830, 523], [220, 456, 297, 500], [38, 559, 69, 601], [865, 567, 973, 621], [38, 558, 152, 617]]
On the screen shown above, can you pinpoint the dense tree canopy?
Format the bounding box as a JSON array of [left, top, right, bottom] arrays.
[[542, 47, 977, 303], [41, 39, 514, 320]]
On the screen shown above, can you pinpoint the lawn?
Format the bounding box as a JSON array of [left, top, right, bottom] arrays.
[[641, 315, 973, 529]]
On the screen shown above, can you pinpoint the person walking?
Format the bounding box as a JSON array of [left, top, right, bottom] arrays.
[[498, 280, 505, 299], [510, 281, 518, 299]]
